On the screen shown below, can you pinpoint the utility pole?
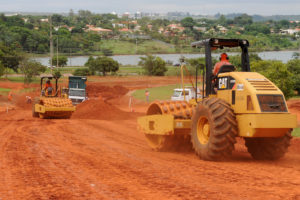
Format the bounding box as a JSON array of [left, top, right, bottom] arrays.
[[69, 48, 72, 66], [135, 38, 138, 54], [49, 16, 53, 73], [56, 36, 59, 67]]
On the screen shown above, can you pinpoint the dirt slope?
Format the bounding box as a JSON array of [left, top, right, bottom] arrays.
[[0, 79, 299, 199]]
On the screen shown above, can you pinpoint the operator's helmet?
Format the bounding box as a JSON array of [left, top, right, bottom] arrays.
[[220, 53, 229, 61]]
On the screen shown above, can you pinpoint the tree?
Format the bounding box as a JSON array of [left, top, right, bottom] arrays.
[[73, 68, 91, 76], [292, 52, 300, 59], [85, 56, 119, 76], [19, 60, 46, 84], [0, 61, 4, 77], [287, 59, 300, 94], [0, 43, 23, 72], [139, 55, 167, 76], [233, 14, 253, 25], [52, 14, 63, 25], [229, 53, 262, 71], [51, 56, 68, 67], [52, 68, 62, 79], [251, 60, 294, 99], [180, 17, 195, 30]]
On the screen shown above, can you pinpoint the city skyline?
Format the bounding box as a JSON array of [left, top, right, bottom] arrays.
[[0, 0, 300, 16]]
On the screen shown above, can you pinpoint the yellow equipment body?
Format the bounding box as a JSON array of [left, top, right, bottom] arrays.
[[138, 38, 298, 160], [34, 97, 75, 119], [137, 72, 297, 139]]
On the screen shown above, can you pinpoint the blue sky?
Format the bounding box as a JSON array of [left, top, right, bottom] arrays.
[[1, 0, 300, 15]]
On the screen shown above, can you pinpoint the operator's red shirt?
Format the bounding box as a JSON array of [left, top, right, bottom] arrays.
[[45, 82, 52, 89], [213, 60, 231, 75]]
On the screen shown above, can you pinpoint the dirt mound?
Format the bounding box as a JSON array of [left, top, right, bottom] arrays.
[[72, 98, 135, 120], [86, 84, 129, 100]]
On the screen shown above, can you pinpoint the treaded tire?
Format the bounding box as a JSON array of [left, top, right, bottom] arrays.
[[245, 130, 292, 160], [32, 97, 40, 118], [191, 98, 238, 161]]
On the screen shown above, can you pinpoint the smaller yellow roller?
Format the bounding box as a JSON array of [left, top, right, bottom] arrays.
[[32, 76, 76, 119]]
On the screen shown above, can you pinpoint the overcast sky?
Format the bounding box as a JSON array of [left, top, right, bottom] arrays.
[[1, 0, 300, 15]]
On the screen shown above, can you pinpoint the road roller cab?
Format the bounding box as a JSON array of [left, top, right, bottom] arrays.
[[137, 38, 297, 161]]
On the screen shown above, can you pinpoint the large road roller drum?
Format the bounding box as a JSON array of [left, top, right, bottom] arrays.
[[139, 100, 194, 151]]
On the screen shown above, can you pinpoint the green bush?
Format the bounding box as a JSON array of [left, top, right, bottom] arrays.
[[73, 68, 91, 76], [52, 69, 62, 79], [287, 59, 300, 94], [85, 56, 119, 76], [51, 56, 68, 67], [139, 55, 167, 76]]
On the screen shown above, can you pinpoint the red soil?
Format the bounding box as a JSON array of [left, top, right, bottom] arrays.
[[288, 99, 300, 125], [72, 98, 139, 120], [0, 78, 300, 199], [86, 84, 129, 100]]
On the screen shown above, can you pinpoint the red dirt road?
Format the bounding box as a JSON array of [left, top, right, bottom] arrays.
[[0, 78, 300, 199]]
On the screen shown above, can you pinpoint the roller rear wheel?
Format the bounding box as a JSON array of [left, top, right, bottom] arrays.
[[245, 130, 292, 160]]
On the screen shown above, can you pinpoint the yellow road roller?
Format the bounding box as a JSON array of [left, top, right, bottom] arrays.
[[32, 76, 75, 119], [138, 38, 297, 160]]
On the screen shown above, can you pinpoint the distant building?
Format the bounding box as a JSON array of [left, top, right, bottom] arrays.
[[158, 27, 164, 33], [22, 18, 28, 23], [217, 25, 228, 34], [147, 24, 153, 31], [85, 25, 112, 33], [193, 26, 206, 32], [167, 24, 185, 32], [40, 18, 49, 23], [134, 25, 141, 31], [119, 28, 132, 33], [123, 12, 130, 18], [280, 28, 300, 35], [4, 13, 19, 17], [135, 11, 142, 19]]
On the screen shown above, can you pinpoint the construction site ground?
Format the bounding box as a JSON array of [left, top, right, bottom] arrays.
[[0, 76, 300, 200]]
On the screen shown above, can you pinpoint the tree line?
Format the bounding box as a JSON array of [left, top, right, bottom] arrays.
[[0, 12, 299, 56]]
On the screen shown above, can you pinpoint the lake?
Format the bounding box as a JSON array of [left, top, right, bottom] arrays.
[[34, 50, 299, 67]]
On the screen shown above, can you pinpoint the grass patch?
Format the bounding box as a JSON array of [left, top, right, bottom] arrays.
[[132, 84, 182, 102], [45, 67, 85, 74], [0, 88, 11, 95], [0, 88, 11, 92], [98, 40, 176, 55], [119, 65, 144, 75], [290, 96, 300, 100], [19, 87, 37, 93], [0, 76, 39, 83], [292, 128, 300, 137]]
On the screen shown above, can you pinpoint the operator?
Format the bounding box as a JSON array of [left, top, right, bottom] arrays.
[[213, 53, 231, 75], [44, 79, 53, 95]]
